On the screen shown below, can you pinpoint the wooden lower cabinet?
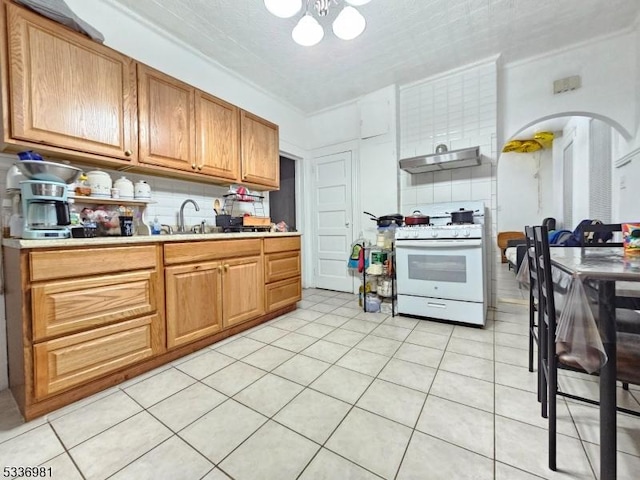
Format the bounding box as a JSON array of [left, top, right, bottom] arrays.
[[4, 236, 301, 419], [264, 236, 302, 312], [31, 270, 158, 341], [266, 276, 302, 312], [165, 255, 264, 345], [33, 315, 160, 400], [165, 261, 223, 348], [222, 255, 264, 328]]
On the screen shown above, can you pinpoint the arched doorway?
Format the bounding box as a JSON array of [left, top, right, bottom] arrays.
[[495, 113, 626, 303]]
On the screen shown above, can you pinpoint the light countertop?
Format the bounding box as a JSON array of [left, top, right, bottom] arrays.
[[2, 231, 301, 249]]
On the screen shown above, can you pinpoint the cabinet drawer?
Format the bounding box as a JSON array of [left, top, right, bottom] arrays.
[[164, 239, 261, 265], [265, 251, 301, 283], [32, 270, 158, 341], [264, 236, 300, 254], [30, 245, 158, 282], [33, 315, 158, 400], [265, 276, 301, 312]]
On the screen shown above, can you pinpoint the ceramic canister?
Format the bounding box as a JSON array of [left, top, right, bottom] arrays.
[[113, 176, 134, 199], [86, 170, 112, 197], [134, 180, 151, 199]]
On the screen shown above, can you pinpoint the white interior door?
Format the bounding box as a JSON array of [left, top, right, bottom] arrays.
[[312, 151, 354, 292]]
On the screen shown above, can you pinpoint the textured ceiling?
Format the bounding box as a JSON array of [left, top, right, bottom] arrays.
[[109, 0, 640, 114]]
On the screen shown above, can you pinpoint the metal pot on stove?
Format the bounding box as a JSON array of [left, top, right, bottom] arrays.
[[404, 210, 431, 226], [447, 207, 479, 224]]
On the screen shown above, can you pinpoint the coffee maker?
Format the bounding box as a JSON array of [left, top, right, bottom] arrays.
[[21, 180, 71, 239]]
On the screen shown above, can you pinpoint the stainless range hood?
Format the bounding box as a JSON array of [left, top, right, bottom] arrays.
[[399, 146, 480, 174]]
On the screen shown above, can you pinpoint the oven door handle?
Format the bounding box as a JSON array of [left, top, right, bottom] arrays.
[[396, 239, 482, 248]]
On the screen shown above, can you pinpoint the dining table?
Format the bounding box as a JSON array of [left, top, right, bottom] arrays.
[[549, 246, 640, 480]]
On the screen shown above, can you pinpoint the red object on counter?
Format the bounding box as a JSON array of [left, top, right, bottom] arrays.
[[358, 248, 365, 272]]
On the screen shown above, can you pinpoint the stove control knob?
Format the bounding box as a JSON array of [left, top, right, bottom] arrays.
[[452, 231, 459, 237], [431, 230, 438, 238], [463, 230, 471, 237], [412, 230, 420, 238]]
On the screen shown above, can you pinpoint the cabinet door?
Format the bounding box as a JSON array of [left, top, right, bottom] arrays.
[[138, 64, 195, 171], [265, 276, 301, 312], [32, 270, 158, 341], [196, 91, 240, 181], [6, 3, 137, 161], [265, 251, 301, 283], [165, 262, 222, 348], [222, 255, 264, 328], [240, 110, 279, 189], [33, 315, 159, 399]]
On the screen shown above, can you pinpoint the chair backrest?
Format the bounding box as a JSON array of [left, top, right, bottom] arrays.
[[579, 222, 623, 247], [524, 225, 540, 301], [533, 225, 557, 333]]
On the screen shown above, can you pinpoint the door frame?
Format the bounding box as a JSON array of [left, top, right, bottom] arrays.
[[308, 140, 360, 293]]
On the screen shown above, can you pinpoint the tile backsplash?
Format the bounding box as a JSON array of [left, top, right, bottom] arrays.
[[0, 153, 270, 232]]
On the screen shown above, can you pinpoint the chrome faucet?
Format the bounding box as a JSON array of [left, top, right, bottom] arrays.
[[178, 199, 200, 233]]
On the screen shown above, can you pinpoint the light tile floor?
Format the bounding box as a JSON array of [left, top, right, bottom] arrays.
[[1, 265, 640, 479]]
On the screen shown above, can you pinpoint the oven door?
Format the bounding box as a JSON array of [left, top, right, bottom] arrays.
[[395, 239, 484, 302]]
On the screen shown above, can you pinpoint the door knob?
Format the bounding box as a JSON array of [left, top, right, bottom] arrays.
[[345, 221, 350, 227]]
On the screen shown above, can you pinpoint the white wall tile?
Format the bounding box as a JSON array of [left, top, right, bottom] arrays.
[[451, 183, 472, 201], [433, 184, 453, 203]]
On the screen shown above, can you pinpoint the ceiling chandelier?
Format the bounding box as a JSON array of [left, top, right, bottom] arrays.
[[264, 0, 371, 47]]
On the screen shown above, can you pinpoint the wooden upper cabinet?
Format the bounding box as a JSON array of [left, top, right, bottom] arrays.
[[138, 64, 195, 171], [240, 110, 279, 189], [196, 92, 240, 181], [5, 3, 137, 161]]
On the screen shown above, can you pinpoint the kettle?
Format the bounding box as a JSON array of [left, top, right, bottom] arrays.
[[134, 180, 151, 199]]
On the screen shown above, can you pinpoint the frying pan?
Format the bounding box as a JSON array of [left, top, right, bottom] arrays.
[[363, 211, 404, 227]]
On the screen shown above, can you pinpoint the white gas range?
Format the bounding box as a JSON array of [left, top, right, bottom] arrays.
[[395, 201, 487, 326]]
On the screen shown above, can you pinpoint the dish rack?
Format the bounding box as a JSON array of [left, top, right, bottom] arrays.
[[218, 193, 270, 231]]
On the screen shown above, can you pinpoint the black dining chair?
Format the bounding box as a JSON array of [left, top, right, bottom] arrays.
[[533, 225, 640, 471], [524, 226, 546, 410], [579, 222, 622, 247]]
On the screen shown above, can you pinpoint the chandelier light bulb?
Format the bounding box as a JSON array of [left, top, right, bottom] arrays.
[[332, 6, 366, 40], [292, 14, 324, 46], [345, 0, 372, 6], [264, 0, 302, 18]]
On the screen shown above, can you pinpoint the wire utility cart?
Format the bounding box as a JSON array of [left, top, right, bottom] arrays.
[[361, 243, 396, 316]]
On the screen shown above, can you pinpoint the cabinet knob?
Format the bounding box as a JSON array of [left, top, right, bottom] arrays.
[[218, 265, 223, 273], [224, 264, 229, 272], [191, 163, 197, 170], [197, 165, 203, 171], [124, 150, 133, 157]]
